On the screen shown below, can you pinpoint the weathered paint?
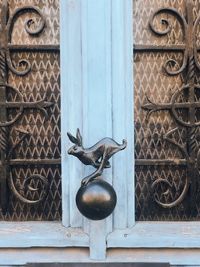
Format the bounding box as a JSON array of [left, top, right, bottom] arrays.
[[0, 222, 88, 248], [107, 222, 200, 248], [80, 0, 112, 259], [111, 0, 134, 229], [1, 248, 200, 265], [60, 0, 83, 227], [80, 0, 134, 258]]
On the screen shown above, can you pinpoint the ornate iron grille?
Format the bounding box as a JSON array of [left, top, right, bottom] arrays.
[[134, 0, 200, 220], [0, 0, 61, 221]]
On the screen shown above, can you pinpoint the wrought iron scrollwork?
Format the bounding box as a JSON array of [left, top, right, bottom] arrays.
[[148, 3, 200, 76], [0, 0, 53, 212], [3, 0, 46, 76], [135, 1, 200, 209], [9, 173, 49, 204]]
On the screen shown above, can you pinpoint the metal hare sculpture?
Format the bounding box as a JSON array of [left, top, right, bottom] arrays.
[[67, 128, 127, 220]]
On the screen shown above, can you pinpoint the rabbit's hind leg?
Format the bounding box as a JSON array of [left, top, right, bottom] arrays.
[[105, 161, 111, 168], [81, 151, 110, 186], [94, 160, 110, 168], [95, 150, 110, 176]]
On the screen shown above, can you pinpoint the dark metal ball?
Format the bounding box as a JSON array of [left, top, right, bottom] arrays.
[[76, 179, 117, 220]]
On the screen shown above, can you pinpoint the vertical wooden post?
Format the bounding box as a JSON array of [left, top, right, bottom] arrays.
[[111, 0, 134, 228], [61, 0, 134, 259], [60, 0, 83, 227], [81, 0, 112, 260]]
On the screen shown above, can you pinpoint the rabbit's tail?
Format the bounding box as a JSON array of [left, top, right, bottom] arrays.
[[120, 139, 127, 150]]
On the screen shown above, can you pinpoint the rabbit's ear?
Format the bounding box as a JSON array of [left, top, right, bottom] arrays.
[[67, 132, 78, 144], [76, 128, 82, 146]]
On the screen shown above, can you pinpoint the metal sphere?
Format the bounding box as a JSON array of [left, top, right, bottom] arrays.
[[76, 179, 117, 220]]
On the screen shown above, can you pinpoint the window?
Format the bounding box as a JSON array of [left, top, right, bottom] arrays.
[[107, 1, 200, 265], [134, 0, 200, 221], [0, 0, 61, 221], [0, 1, 89, 261]]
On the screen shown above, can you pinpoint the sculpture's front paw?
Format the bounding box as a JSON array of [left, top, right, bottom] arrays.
[[81, 177, 94, 186]]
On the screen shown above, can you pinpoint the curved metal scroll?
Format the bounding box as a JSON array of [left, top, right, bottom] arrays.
[[6, 5, 45, 76], [149, 4, 200, 76], [151, 128, 189, 208], [8, 173, 48, 204], [5, 128, 49, 205], [149, 7, 188, 76]]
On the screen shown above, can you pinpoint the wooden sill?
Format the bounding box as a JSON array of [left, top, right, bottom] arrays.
[[107, 221, 200, 248], [0, 222, 89, 248]]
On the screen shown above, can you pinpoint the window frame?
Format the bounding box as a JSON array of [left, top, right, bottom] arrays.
[[1, 0, 200, 266]]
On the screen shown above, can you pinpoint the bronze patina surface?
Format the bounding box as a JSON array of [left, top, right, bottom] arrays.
[[68, 128, 126, 220]]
